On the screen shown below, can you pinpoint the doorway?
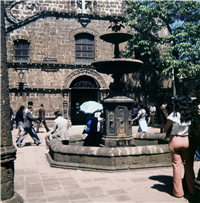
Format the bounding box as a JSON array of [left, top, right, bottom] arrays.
[[70, 76, 100, 125]]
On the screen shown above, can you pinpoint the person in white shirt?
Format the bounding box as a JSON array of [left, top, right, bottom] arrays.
[[164, 96, 194, 198], [45, 111, 69, 148], [149, 103, 156, 127]]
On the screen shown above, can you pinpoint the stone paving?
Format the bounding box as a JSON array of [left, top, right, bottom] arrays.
[[12, 126, 199, 203]]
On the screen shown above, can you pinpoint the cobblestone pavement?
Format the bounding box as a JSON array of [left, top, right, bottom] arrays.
[[12, 126, 199, 203]]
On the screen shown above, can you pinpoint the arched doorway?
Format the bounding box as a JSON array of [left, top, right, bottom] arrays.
[[70, 75, 100, 125]]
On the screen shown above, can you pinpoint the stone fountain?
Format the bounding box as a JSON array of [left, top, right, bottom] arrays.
[[92, 18, 143, 147], [47, 19, 171, 171]]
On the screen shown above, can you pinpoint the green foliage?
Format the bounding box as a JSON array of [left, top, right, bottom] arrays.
[[125, 0, 200, 78]]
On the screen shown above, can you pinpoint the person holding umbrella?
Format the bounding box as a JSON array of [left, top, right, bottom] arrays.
[[80, 101, 103, 146], [83, 113, 98, 135]]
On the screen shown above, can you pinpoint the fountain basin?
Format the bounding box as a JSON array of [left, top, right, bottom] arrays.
[[92, 58, 143, 74], [100, 33, 133, 44], [46, 133, 171, 171]]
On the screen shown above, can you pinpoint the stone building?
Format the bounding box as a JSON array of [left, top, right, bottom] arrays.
[[5, 0, 171, 125]]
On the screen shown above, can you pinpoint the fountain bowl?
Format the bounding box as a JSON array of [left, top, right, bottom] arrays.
[[46, 133, 171, 171], [100, 33, 133, 44], [92, 58, 143, 74]]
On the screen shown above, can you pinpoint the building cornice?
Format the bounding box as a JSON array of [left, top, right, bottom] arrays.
[[5, 11, 126, 34]]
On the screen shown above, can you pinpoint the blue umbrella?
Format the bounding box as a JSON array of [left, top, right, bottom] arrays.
[[79, 101, 103, 114]]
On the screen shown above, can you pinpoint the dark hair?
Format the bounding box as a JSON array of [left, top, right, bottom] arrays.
[[28, 105, 32, 110], [19, 105, 25, 111], [138, 103, 145, 109], [41, 104, 44, 107], [54, 111, 62, 116], [28, 101, 33, 106], [174, 96, 191, 123]]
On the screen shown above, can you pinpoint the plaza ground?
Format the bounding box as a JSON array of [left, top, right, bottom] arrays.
[[12, 126, 199, 203]]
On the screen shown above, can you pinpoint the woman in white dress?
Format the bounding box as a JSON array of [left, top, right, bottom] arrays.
[[132, 103, 148, 132]]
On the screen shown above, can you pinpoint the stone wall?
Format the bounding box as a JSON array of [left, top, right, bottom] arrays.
[[5, 0, 124, 24], [5, 0, 172, 119]]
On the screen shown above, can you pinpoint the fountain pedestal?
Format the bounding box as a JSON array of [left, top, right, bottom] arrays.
[[101, 95, 134, 147]]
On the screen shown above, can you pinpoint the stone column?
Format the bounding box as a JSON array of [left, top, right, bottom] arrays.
[[63, 90, 69, 119], [1, 2, 23, 202]]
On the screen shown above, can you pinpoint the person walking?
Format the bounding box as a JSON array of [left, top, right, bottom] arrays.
[[149, 103, 156, 127], [15, 105, 25, 138], [159, 101, 168, 133], [132, 103, 148, 133], [16, 105, 41, 147], [36, 104, 50, 133], [164, 96, 195, 198], [45, 111, 69, 148]]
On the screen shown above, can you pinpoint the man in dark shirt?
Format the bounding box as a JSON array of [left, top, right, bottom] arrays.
[[36, 104, 50, 133], [159, 102, 168, 133]]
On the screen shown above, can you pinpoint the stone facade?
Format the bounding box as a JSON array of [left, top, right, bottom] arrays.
[[5, 0, 172, 124]]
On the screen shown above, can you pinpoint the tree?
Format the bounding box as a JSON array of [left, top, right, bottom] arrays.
[[125, 1, 200, 79]]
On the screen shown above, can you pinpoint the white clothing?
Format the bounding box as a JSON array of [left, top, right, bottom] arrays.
[[167, 112, 191, 136], [50, 116, 69, 140], [149, 106, 156, 115], [137, 109, 147, 121], [138, 120, 148, 132]]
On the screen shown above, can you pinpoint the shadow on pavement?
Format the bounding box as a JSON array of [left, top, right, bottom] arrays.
[[149, 175, 173, 196], [149, 175, 198, 202], [23, 142, 33, 147]]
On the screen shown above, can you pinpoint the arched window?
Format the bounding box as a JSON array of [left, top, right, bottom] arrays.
[[75, 33, 94, 64], [70, 76, 99, 89], [13, 40, 30, 62]]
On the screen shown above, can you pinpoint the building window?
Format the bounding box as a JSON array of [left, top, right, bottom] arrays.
[[75, 33, 94, 64], [13, 40, 30, 62]]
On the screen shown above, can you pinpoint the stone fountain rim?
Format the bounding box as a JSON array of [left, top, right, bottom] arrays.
[[92, 58, 143, 64], [47, 133, 171, 171], [49, 133, 169, 157]]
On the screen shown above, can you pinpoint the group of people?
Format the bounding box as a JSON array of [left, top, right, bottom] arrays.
[[15, 101, 42, 147], [132, 96, 200, 198], [132, 102, 157, 133], [82, 112, 104, 135], [132, 101, 177, 133], [11, 95, 200, 199], [13, 101, 69, 148]]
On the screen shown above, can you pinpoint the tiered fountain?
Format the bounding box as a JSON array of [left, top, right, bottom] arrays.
[[47, 19, 171, 171], [92, 18, 143, 147]]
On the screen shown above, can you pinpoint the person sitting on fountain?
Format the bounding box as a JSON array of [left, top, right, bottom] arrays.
[[83, 113, 98, 135], [83, 113, 100, 146], [45, 111, 69, 148]]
